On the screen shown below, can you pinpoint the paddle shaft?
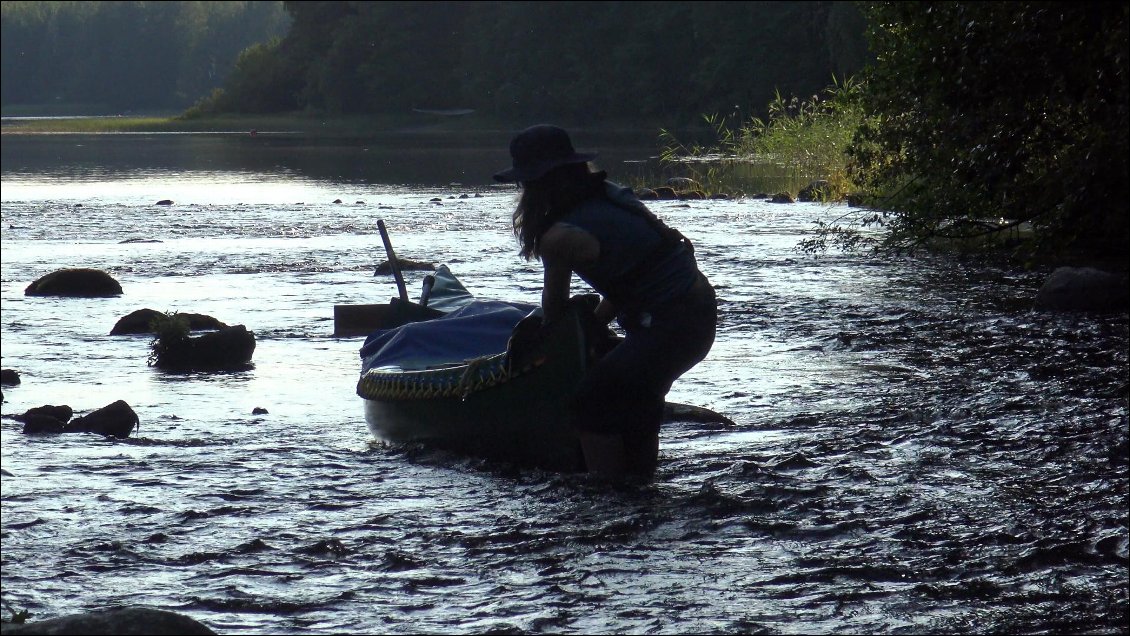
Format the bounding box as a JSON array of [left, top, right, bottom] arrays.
[[377, 219, 409, 303]]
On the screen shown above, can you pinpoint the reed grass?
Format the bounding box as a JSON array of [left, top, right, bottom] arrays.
[[659, 76, 868, 199]]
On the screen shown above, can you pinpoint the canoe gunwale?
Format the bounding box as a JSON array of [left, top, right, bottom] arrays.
[[356, 350, 550, 402]]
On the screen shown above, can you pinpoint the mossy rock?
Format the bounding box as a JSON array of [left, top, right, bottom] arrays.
[[150, 324, 256, 371], [25, 268, 122, 297], [110, 308, 228, 335]]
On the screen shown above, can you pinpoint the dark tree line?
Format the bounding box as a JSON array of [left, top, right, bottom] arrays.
[[4, 1, 1122, 261], [1, 1, 871, 124], [194, 1, 872, 125], [1, 1, 291, 113]]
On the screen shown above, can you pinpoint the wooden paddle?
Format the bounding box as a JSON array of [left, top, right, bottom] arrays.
[[334, 220, 442, 337], [377, 219, 409, 303]]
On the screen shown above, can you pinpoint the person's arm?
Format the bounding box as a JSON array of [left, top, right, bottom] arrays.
[[594, 296, 616, 324], [541, 261, 572, 323], [539, 223, 599, 323]]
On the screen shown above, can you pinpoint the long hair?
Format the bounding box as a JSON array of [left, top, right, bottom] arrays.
[[512, 163, 606, 261]]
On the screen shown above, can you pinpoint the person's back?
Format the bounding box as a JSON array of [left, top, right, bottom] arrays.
[[560, 182, 700, 321]]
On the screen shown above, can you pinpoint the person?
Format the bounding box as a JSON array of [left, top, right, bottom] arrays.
[[494, 124, 717, 480]]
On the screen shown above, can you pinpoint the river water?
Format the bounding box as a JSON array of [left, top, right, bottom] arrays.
[[1, 133, 1126, 634]]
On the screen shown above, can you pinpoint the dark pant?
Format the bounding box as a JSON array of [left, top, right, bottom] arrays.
[[571, 278, 716, 437]]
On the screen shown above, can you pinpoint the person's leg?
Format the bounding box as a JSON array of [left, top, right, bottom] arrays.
[[578, 430, 629, 479], [622, 401, 662, 478], [579, 393, 662, 480], [571, 291, 715, 480], [571, 338, 653, 479]]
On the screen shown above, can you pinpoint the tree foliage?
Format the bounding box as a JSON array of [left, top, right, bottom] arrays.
[[1, 1, 292, 113], [846, 1, 1129, 261], [191, 1, 871, 125]]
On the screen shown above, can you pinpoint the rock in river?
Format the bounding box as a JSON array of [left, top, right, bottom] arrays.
[[0, 606, 216, 635], [1035, 266, 1129, 312], [110, 308, 228, 335], [24, 268, 123, 297]]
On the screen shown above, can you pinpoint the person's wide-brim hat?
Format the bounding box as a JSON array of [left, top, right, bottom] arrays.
[[493, 124, 597, 183]]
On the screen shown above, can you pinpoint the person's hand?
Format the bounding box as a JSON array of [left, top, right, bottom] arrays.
[[506, 311, 547, 372], [565, 293, 600, 316], [567, 294, 621, 361]]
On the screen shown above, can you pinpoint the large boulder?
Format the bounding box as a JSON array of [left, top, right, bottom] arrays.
[[0, 606, 215, 635], [110, 309, 228, 335], [25, 268, 122, 297], [1034, 267, 1129, 312], [150, 325, 256, 371], [663, 401, 734, 426], [65, 400, 139, 438], [1, 369, 20, 385]]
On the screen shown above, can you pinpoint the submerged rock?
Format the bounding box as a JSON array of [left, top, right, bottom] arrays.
[[24, 268, 123, 297], [375, 258, 436, 275], [663, 402, 735, 426], [0, 606, 216, 635]]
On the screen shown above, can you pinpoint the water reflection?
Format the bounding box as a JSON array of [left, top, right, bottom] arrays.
[[1, 131, 819, 196]]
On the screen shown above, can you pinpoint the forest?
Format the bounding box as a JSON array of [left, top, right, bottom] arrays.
[[0, 1, 870, 125], [0, 1, 291, 113], [2, 1, 1125, 261]]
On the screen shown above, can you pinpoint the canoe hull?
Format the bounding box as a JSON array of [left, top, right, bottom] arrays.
[[360, 311, 588, 472]]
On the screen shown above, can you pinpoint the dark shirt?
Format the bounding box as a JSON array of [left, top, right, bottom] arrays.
[[559, 182, 699, 315]]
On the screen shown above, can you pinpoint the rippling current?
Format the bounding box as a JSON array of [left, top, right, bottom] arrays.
[[1, 134, 1127, 634]]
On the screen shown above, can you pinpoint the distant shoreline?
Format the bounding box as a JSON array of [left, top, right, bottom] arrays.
[[0, 112, 683, 138], [0, 112, 510, 136]]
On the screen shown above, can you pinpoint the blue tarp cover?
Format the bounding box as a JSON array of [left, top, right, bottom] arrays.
[[360, 300, 537, 372]]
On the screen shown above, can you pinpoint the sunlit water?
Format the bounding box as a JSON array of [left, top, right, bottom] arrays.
[[1, 134, 1126, 634]]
